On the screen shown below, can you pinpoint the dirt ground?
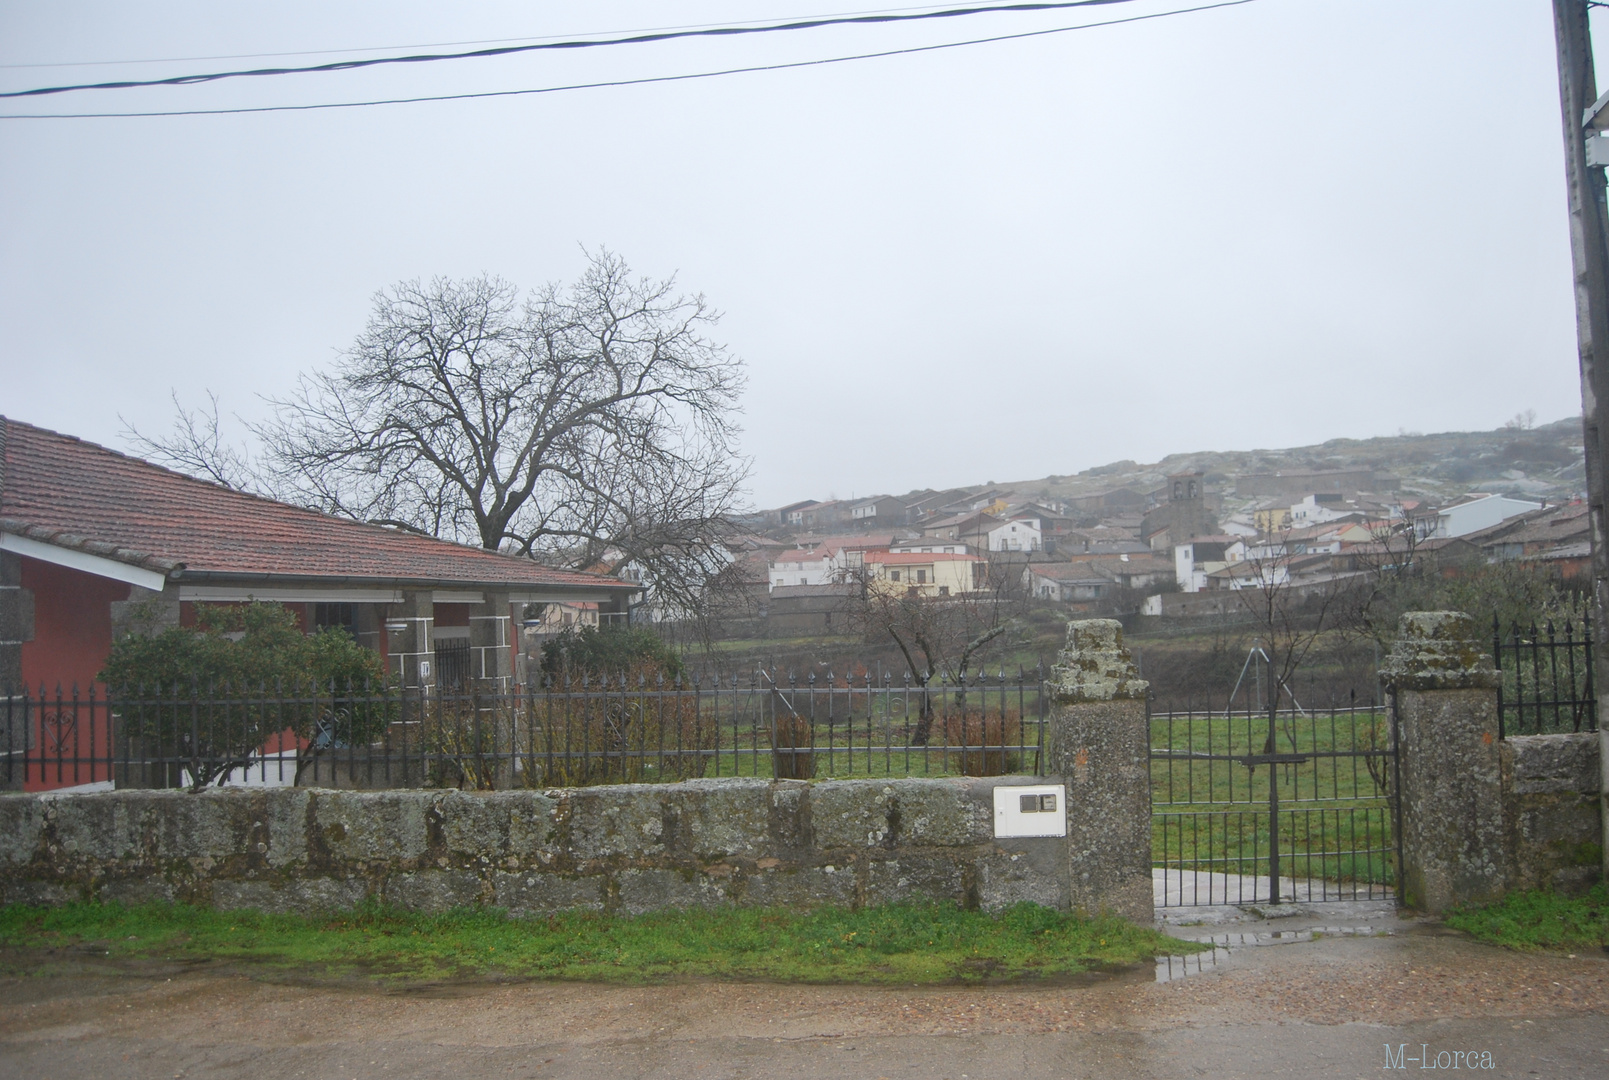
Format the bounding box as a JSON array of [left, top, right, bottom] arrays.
[[2, 905, 1606, 1080]]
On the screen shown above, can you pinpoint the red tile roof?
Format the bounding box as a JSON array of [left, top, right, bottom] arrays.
[[0, 418, 636, 594]]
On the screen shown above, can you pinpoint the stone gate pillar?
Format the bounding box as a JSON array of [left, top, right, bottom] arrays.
[[1046, 619, 1153, 921], [1381, 611, 1504, 915]]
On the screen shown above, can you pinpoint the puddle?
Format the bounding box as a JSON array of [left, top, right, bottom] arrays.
[[1155, 926, 1391, 982]]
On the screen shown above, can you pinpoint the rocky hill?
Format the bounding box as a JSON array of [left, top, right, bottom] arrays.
[[992, 417, 1586, 510]]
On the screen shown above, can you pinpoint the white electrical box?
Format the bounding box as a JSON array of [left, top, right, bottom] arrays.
[[992, 784, 1067, 838]]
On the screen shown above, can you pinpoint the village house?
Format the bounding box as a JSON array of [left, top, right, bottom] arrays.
[[862, 551, 984, 598], [1173, 535, 1246, 592], [1464, 502, 1589, 566], [1024, 562, 1109, 602], [847, 495, 907, 527], [986, 518, 1041, 552], [0, 417, 641, 792], [768, 548, 838, 589], [765, 534, 898, 590], [1087, 553, 1174, 591], [1413, 493, 1546, 539], [920, 510, 1002, 547]]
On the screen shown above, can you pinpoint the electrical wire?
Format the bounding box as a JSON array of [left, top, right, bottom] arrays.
[[0, 1, 1031, 70], [0, 0, 1256, 120], [0, 1, 1146, 98]]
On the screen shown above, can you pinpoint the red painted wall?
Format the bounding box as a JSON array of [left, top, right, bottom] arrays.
[[19, 557, 129, 694], [18, 557, 130, 791]]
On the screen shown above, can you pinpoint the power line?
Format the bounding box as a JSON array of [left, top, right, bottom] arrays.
[[0, 2, 1028, 70], [0, 1, 1146, 99], [0, 0, 1256, 121]]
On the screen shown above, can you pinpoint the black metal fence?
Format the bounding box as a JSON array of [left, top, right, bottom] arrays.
[[1492, 613, 1599, 737], [1, 669, 1049, 792], [1150, 693, 1398, 907]]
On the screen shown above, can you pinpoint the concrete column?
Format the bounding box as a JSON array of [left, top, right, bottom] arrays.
[[1045, 618, 1153, 922], [0, 551, 30, 692], [1381, 611, 1504, 915], [0, 551, 31, 789], [389, 590, 435, 691], [468, 591, 513, 692]]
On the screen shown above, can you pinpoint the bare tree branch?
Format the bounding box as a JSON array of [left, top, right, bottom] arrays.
[[134, 252, 751, 616]]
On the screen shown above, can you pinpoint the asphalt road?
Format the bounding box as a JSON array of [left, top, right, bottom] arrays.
[[2, 904, 1606, 1080]]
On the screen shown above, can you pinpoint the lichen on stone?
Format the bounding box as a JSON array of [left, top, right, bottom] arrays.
[[1049, 619, 1149, 703], [1380, 611, 1500, 691]]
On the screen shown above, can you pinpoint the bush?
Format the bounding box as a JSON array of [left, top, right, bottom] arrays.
[[942, 708, 1023, 776], [100, 602, 393, 788], [526, 659, 713, 787], [538, 624, 684, 683]]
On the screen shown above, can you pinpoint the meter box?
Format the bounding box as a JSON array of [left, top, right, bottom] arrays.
[[992, 784, 1067, 838]]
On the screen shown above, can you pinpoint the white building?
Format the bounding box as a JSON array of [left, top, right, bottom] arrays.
[[1429, 494, 1547, 539], [768, 548, 837, 589], [987, 518, 1041, 552], [1287, 494, 1352, 526], [1173, 537, 1244, 593]]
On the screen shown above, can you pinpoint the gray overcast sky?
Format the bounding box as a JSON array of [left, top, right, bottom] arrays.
[[0, 1, 1590, 507]]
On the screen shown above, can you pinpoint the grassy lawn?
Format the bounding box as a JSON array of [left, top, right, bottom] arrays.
[[0, 901, 1202, 986], [1444, 884, 1609, 952]]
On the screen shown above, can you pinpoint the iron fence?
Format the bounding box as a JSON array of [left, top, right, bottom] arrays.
[[1150, 693, 1397, 906], [1492, 613, 1598, 737], [1, 669, 1048, 792]]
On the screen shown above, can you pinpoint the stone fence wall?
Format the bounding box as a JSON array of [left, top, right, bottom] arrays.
[[0, 777, 1079, 916], [0, 620, 1158, 921], [1501, 732, 1602, 895]]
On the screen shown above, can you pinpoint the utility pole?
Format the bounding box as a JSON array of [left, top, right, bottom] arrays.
[[1551, 0, 1609, 880]]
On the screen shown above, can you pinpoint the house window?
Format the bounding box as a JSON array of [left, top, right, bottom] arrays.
[[916, 569, 927, 584], [799, 577, 807, 585], [938, 586, 949, 596], [907, 586, 919, 598], [890, 570, 900, 581], [315, 602, 358, 637]]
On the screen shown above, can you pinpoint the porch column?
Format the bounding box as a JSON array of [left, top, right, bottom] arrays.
[[0, 551, 28, 691], [0, 551, 31, 790], [469, 590, 513, 692], [389, 590, 435, 691], [1045, 618, 1153, 922], [1381, 611, 1504, 915]]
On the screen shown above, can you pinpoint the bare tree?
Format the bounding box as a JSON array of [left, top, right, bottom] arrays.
[[129, 251, 749, 615], [844, 554, 1024, 744]]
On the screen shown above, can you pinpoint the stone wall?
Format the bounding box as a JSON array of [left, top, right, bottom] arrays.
[[1501, 732, 1602, 894], [0, 776, 1076, 917], [1383, 611, 1605, 914]]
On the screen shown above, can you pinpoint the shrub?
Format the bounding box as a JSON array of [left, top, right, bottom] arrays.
[[523, 659, 713, 787], [538, 624, 684, 684], [942, 708, 1023, 776], [99, 602, 393, 789]]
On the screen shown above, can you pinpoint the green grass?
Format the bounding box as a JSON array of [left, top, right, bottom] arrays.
[[0, 900, 1201, 986], [1444, 884, 1609, 952]]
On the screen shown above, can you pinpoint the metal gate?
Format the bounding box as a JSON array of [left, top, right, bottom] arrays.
[[1150, 695, 1399, 907]]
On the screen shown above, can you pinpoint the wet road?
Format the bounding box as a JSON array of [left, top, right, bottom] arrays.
[[3, 903, 1606, 1079]]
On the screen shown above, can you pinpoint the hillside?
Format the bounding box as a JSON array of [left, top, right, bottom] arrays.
[[990, 417, 1586, 510]]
